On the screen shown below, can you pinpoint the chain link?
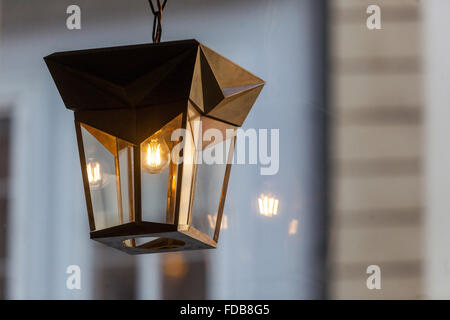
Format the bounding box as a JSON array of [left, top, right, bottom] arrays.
[[148, 0, 168, 44]]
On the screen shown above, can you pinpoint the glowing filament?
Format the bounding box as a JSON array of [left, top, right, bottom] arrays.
[[146, 140, 162, 168], [142, 137, 170, 174], [87, 162, 101, 185], [258, 195, 279, 217]]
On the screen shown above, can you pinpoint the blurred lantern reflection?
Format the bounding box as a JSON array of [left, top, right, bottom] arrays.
[[208, 214, 228, 230], [86, 160, 102, 186], [163, 253, 188, 279], [288, 219, 298, 235], [258, 194, 279, 217]]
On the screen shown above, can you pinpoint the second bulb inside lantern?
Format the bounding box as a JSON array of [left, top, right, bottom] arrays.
[[87, 160, 102, 186], [142, 137, 170, 174]]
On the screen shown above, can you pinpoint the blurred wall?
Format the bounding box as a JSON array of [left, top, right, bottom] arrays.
[[0, 0, 327, 299], [329, 0, 423, 299]]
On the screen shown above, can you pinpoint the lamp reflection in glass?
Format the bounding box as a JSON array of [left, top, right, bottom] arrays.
[[288, 219, 298, 235], [164, 253, 188, 279], [86, 160, 102, 187], [208, 214, 228, 230], [258, 194, 279, 217]]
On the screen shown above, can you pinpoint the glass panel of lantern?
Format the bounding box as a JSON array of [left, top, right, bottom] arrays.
[[79, 107, 236, 242], [138, 105, 237, 239], [188, 104, 237, 239], [80, 123, 135, 230], [140, 114, 183, 224]]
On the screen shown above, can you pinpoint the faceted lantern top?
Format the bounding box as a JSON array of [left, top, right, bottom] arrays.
[[44, 40, 265, 140], [44, 40, 265, 254]]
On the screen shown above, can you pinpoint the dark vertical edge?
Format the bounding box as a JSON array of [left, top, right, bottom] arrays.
[[127, 147, 136, 248], [0, 115, 11, 300], [127, 146, 135, 222], [316, 0, 330, 299], [114, 139, 124, 224], [133, 144, 142, 223], [74, 119, 96, 231]]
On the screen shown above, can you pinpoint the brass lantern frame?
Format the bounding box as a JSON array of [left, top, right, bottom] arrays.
[[75, 111, 236, 254], [45, 39, 264, 254]]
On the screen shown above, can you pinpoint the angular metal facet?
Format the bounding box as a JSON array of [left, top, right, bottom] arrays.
[[45, 39, 265, 130]]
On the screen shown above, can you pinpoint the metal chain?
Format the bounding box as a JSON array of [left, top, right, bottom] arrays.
[[148, 0, 168, 44]]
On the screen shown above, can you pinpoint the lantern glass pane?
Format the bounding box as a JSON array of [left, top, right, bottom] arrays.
[[191, 116, 236, 239], [81, 124, 121, 230], [141, 114, 182, 224]]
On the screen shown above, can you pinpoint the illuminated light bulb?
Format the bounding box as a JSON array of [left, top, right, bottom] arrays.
[[258, 194, 279, 217], [142, 137, 170, 174], [86, 161, 102, 186]]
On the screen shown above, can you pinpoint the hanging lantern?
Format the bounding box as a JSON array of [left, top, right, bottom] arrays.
[[44, 39, 264, 254]]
